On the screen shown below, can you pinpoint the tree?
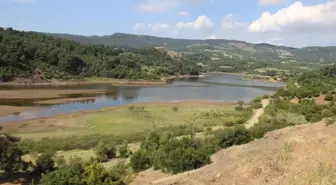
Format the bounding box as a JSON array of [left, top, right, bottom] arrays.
[[34, 152, 55, 174], [130, 151, 151, 172], [95, 141, 116, 162], [0, 126, 28, 173]]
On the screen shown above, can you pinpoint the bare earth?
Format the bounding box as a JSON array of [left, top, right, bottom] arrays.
[[34, 97, 96, 105], [131, 120, 336, 185], [245, 99, 269, 129], [0, 89, 113, 100], [0, 106, 40, 117]]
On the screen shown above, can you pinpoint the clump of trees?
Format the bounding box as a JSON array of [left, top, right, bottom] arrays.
[[130, 125, 253, 174], [0, 27, 201, 82], [39, 158, 127, 185], [0, 126, 28, 173], [95, 141, 116, 162]]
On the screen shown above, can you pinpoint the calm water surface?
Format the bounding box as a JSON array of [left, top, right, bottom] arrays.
[[0, 74, 285, 123]]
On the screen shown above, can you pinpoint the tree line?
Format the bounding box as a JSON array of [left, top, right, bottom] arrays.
[[0, 27, 202, 82]]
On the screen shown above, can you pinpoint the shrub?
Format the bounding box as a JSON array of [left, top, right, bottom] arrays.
[[324, 94, 334, 101], [95, 141, 116, 162], [40, 159, 126, 185], [214, 126, 252, 149], [34, 152, 55, 174], [128, 105, 135, 111], [153, 137, 212, 173], [130, 150, 151, 172], [118, 143, 131, 158], [172, 106, 178, 112], [235, 104, 243, 111]]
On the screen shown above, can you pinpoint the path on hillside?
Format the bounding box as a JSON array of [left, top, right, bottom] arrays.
[[245, 99, 270, 129]]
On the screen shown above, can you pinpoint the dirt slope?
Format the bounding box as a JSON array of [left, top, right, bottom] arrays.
[[131, 121, 336, 185]]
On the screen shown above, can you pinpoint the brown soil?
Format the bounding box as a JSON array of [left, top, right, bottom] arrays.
[[290, 96, 299, 104], [0, 106, 40, 117], [315, 94, 328, 105], [130, 120, 336, 185], [0, 89, 113, 100], [0, 75, 200, 87], [34, 97, 96, 105]]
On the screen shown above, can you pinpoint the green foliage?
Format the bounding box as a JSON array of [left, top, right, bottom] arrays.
[[325, 93, 334, 101], [172, 106, 179, 112], [95, 141, 116, 162], [0, 129, 28, 173], [0, 28, 201, 82], [118, 143, 131, 158], [34, 152, 55, 174], [40, 159, 126, 185], [213, 126, 252, 148], [153, 137, 213, 173], [130, 150, 151, 172], [250, 97, 263, 109]]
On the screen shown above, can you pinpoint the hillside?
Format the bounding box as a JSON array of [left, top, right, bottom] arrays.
[[51, 32, 336, 64], [131, 120, 336, 185], [0, 28, 201, 82]]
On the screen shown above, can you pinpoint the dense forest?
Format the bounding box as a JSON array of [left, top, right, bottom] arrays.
[[0, 27, 201, 82]]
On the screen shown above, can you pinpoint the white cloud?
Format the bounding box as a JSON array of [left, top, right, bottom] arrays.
[[221, 14, 245, 30], [136, 0, 179, 12], [249, 1, 336, 33], [259, 0, 288, 5], [133, 23, 146, 30], [175, 15, 214, 32], [147, 23, 171, 32], [178, 11, 189, 16]]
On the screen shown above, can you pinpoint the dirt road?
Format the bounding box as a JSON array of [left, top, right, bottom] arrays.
[[245, 99, 270, 129]]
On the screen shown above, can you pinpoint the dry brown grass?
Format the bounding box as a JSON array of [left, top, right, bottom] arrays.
[[130, 120, 336, 185]]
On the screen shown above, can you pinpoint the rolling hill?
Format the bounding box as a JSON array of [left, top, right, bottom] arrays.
[[51, 33, 336, 64]]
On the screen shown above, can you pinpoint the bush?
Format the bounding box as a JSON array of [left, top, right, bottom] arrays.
[[118, 143, 131, 158], [172, 106, 178, 112], [153, 137, 212, 173], [95, 141, 116, 162], [130, 151, 151, 172], [324, 94, 334, 101], [34, 152, 55, 174], [214, 126, 252, 149], [40, 159, 126, 185]]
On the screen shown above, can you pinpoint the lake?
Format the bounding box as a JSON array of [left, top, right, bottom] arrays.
[[0, 74, 285, 123]]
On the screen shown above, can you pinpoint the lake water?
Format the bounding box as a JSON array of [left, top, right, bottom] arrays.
[[0, 74, 285, 123]]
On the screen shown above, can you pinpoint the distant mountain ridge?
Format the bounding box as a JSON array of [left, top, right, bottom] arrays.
[[50, 32, 336, 63]]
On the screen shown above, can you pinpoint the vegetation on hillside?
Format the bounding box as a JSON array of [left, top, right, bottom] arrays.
[[52, 32, 336, 64], [0, 27, 201, 82]]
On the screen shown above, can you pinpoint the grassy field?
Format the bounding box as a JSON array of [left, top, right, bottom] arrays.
[[8, 101, 239, 140]]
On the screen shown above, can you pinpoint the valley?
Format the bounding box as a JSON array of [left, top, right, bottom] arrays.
[[1, 27, 336, 185]]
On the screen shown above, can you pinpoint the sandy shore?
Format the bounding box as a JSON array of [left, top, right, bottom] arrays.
[[0, 75, 201, 87], [0, 106, 40, 117], [0, 89, 115, 100], [34, 97, 96, 105]]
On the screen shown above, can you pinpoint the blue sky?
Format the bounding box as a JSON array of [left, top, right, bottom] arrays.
[[0, 0, 335, 47]]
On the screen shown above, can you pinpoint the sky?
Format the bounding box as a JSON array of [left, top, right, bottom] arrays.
[[0, 0, 335, 47]]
